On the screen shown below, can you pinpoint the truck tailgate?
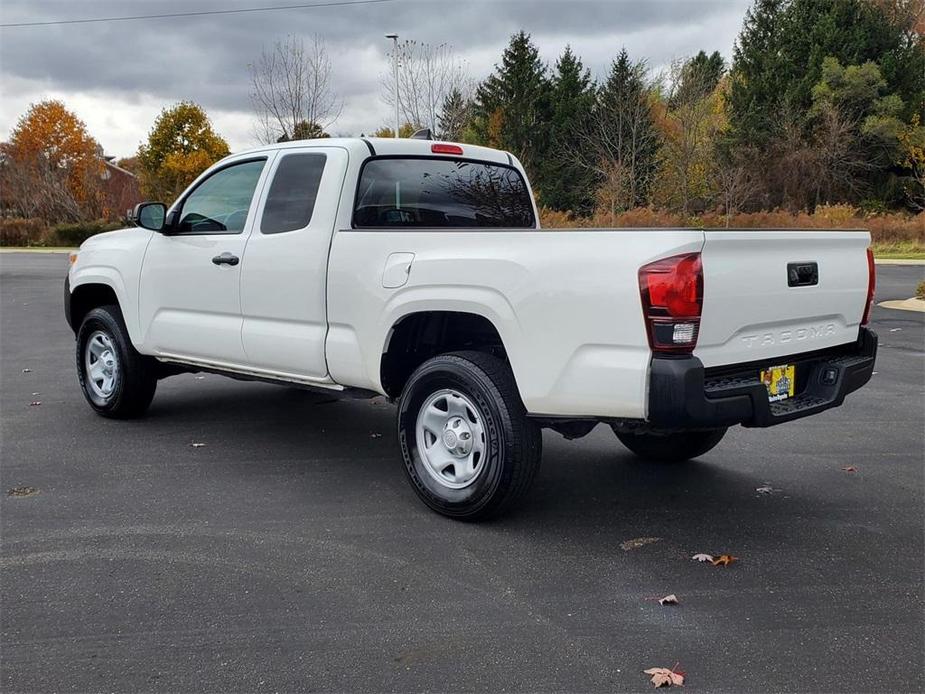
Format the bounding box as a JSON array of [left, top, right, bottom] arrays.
[[695, 230, 871, 368]]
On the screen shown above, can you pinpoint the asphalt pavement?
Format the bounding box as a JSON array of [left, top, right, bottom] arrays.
[[1, 253, 923, 693]]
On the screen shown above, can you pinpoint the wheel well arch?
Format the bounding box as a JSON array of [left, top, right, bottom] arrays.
[[380, 311, 509, 398], [68, 283, 120, 333]]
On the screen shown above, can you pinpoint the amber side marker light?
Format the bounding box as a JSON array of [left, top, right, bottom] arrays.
[[68, 252, 78, 265]]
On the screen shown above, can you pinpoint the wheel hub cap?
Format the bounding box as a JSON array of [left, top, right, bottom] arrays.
[[415, 389, 487, 489], [85, 331, 119, 399]]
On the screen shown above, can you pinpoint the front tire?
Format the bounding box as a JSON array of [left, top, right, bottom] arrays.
[[76, 305, 157, 418], [397, 351, 541, 521], [613, 427, 727, 463]]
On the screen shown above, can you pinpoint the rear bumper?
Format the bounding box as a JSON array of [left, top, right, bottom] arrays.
[[647, 328, 877, 429]]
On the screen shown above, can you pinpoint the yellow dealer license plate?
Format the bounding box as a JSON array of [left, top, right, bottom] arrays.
[[760, 364, 796, 402]]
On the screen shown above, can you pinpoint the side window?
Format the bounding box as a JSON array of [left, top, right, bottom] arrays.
[[177, 159, 265, 234], [260, 153, 327, 234]]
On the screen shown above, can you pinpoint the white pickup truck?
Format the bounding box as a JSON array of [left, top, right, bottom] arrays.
[[65, 137, 877, 519]]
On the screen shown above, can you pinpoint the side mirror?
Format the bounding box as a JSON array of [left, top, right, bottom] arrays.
[[132, 202, 167, 232]]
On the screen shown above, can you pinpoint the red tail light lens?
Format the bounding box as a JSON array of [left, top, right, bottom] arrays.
[[638, 253, 703, 354], [431, 143, 463, 155], [861, 247, 876, 326]]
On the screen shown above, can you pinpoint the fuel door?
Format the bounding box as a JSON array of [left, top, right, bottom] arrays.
[[382, 252, 415, 288]]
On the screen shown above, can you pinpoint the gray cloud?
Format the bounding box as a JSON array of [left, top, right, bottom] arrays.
[[0, 0, 751, 155]]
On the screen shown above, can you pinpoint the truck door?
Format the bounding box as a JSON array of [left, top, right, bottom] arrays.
[[138, 155, 272, 365], [239, 146, 348, 379]]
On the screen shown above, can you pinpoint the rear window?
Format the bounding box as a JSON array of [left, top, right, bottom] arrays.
[[353, 157, 535, 228]]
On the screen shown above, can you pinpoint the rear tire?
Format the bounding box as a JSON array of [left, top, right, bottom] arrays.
[[397, 351, 541, 521], [613, 427, 727, 463], [76, 305, 157, 418]]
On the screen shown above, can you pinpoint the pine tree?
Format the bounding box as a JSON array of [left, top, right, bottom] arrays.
[[473, 32, 551, 183], [544, 46, 597, 213], [437, 88, 473, 142], [590, 49, 661, 210], [672, 50, 726, 107]]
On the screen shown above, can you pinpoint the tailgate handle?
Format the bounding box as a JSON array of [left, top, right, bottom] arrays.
[[787, 262, 818, 287]]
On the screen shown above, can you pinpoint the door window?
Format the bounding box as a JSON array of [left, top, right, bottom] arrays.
[[260, 153, 327, 234], [177, 159, 266, 234]]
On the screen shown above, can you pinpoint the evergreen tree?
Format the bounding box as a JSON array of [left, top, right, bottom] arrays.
[[672, 50, 726, 106], [544, 46, 597, 213], [473, 32, 551, 185], [590, 49, 661, 209], [437, 88, 473, 142], [730, 0, 924, 146]]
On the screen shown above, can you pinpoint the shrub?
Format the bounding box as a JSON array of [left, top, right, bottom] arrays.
[[540, 205, 924, 251], [48, 219, 124, 246], [917, 281, 925, 301], [0, 218, 47, 246]]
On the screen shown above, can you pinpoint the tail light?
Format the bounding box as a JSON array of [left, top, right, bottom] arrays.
[[861, 247, 876, 326], [638, 253, 703, 355]]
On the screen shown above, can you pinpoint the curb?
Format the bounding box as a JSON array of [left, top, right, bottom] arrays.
[[0, 248, 75, 254], [874, 258, 925, 265]]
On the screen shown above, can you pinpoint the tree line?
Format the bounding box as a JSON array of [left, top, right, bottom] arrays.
[[1, 0, 922, 232]]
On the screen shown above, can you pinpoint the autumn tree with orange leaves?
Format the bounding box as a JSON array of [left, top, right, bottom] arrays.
[[0, 100, 105, 222], [136, 102, 230, 202]]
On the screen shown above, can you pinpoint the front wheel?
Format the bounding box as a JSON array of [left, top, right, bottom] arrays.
[[76, 305, 157, 418], [397, 351, 542, 521], [613, 427, 727, 463]]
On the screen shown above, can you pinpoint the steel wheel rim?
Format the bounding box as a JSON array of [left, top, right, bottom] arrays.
[[415, 388, 487, 489], [85, 330, 118, 400]]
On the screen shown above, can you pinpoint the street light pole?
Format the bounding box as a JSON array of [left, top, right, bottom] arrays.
[[386, 33, 400, 138]]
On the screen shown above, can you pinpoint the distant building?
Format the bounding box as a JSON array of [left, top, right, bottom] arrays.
[[99, 154, 141, 220]]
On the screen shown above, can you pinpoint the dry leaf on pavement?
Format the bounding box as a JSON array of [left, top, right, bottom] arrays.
[[29, 401, 41, 406], [691, 553, 713, 562], [621, 536, 661, 551], [190, 442, 206, 448], [756, 485, 775, 494], [658, 594, 679, 605], [841, 466, 858, 473], [711, 554, 738, 566], [644, 666, 685, 688]]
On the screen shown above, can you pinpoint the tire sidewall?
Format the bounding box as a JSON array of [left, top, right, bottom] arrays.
[[76, 308, 129, 414], [398, 358, 512, 518]]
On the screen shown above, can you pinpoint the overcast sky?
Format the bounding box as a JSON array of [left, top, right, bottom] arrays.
[[0, 0, 752, 158]]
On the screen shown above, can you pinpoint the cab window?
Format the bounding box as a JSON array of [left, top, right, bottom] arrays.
[[353, 157, 535, 228], [177, 159, 266, 234], [260, 153, 327, 234]]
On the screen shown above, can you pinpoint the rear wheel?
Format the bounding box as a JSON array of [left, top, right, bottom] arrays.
[[397, 351, 541, 521], [613, 427, 727, 463], [76, 305, 157, 418]]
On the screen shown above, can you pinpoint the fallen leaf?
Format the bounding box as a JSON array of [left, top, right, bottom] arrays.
[[841, 466, 857, 473], [7, 486, 39, 498], [644, 667, 685, 688], [691, 553, 714, 562], [29, 401, 41, 407], [658, 594, 679, 606], [711, 554, 738, 566], [756, 486, 774, 494], [31, 392, 40, 396], [621, 536, 661, 551], [194, 375, 205, 380], [21, 368, 31, 373], [190, 442, 206, 448]]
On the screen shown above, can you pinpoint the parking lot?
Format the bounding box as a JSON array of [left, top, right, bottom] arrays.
[[1, 252, 922, 693]]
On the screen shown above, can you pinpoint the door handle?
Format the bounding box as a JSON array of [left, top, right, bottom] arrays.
[[212, 253, 239, 266]]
